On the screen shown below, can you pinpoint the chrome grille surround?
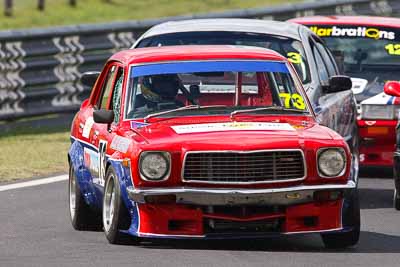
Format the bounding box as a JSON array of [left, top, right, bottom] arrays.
[[182, 149, 306, 184]]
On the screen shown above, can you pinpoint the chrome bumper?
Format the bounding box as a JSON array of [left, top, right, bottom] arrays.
[[127, 181, 356, 206]]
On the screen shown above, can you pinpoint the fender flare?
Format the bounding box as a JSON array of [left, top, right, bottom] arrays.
[[107, 160, 139, 235]]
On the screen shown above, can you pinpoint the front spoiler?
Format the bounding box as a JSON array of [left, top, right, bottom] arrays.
[[127, 181, 356, 206]]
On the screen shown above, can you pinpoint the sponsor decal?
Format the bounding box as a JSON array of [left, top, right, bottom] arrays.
[[171, 122, 295, 134], [309, 26, 395, 40], [82, 117, 94, 138], [350, 78, 368, 95], [110, 136, 131, 153], [98, 140, 107, 187], [131, 121, 150, 129], [84, 148, 99, 178]]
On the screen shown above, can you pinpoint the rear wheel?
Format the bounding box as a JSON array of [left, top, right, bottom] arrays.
[[68, 164, 101, 230], [103, 167, 137, 244], [394, 189, 400, 211], [321, 191, 360, 249]]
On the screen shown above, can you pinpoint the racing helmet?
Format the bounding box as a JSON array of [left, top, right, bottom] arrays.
[[141, 74, 180, 103]]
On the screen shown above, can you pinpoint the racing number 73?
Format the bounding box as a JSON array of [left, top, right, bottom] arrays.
[[279, 93, 306, 110]]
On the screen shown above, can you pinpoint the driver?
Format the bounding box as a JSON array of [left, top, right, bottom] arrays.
[[135, 74, 184, 111]]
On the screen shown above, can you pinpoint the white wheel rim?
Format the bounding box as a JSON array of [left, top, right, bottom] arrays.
[[353, 152, 359, 183], [103, 176, 116, 233], [69, 169, 76, 220]]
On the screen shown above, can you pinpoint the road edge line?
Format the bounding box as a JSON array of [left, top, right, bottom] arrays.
[[0, 174, 68, 192]]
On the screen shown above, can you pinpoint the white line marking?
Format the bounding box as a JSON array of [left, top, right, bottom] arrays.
[[0, 174, 68, 192]]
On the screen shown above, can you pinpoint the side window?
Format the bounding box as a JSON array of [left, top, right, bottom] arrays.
[[311, 42, 330, 83], [316, 42, 337, 77], [98, 65, 118, 109], [111, 69, 124, 123]]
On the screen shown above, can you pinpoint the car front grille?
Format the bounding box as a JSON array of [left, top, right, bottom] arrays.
[[182, 150, 305, 183]]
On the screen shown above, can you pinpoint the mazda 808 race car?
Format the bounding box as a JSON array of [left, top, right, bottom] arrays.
[[290, 16, 400, 167], [382, 81, 400, 210], [131, 19, 360, 171], [68, 45, 360, 248]]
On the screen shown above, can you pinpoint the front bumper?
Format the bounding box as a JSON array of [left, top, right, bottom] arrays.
[[126, 181, 356, 238], [127, 181, 356, 206], [358, 119, 397, 167]]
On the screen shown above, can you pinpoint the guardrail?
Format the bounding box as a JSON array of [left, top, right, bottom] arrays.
[[1, 0, 399, 120]]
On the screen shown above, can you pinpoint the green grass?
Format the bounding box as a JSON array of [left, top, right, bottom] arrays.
[[0, 0, 302, 30], [0, 126, 70, 182]]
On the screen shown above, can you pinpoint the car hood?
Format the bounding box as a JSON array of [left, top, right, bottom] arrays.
[[129, 117, 339, 151]]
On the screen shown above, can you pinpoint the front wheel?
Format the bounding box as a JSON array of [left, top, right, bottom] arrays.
[[103, 167, 136, 244], [321, 191, 360, 249]]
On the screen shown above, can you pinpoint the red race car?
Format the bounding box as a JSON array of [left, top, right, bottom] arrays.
[[68, 45, 359, 248], [290, 16, 400, 167]]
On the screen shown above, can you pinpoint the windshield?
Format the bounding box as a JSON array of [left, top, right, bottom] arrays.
[[309, 24, 400, 102], [136, 31, 311, 85], [125, 61, 309, 120]]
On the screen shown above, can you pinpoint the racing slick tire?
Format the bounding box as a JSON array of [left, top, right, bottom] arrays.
[[68, 164, 101, 230], [321, 190, 360, 249], [103, 167, 136, 244], [394, 189, 400, 211]]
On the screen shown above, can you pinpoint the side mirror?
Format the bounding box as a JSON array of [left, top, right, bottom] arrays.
[[93, 109, 114, 124], [324, 75, 352, 94], [384, 81, 400, 97], [81, 71, 100, 87]]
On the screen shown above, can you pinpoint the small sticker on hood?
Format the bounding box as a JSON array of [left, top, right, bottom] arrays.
[[171, 122, 295, 134], [131, 121, 150, 129], [110, 136, 131, 153]]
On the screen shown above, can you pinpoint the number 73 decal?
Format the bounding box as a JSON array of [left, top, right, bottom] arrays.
[[279, 93, 306, 110]]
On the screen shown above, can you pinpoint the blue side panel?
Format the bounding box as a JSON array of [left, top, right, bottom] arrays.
[[108, 160, 139, 236], [68, 139, 100, 209]]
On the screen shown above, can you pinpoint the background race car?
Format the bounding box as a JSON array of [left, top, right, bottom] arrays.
[[290, 16, 400, 167], [132, 18, 359, 172]]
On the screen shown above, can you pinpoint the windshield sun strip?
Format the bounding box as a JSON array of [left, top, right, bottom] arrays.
[[123, 62, 310, 121]]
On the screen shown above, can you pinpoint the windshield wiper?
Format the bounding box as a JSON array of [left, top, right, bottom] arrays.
[[230, 106, 306, 120], [144, 105, 227, 122]]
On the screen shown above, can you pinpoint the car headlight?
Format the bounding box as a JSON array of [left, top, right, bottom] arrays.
[[139, 151, 171, 181], [361, 104, 395, 120], [317, 148, 346, 178]]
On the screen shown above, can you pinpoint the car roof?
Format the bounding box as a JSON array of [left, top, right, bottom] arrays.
[[110, 45, 287, 65], [138, 19, 304, 41], [289, 15, 400, 28]]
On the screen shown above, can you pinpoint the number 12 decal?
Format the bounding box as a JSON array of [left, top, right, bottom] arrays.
[[279, 93, 306, 110], [385, 44, 400, 55]]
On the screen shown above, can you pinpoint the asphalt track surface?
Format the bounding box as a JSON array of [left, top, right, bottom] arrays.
[[1, 172, 400, 267]]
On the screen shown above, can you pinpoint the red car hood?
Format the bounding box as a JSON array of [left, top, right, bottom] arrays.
[[128, 117, 338, 151]]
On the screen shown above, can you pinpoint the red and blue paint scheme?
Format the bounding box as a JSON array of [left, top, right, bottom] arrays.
[[68, 45, 359, 248], [289, 15, 400, 167]]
